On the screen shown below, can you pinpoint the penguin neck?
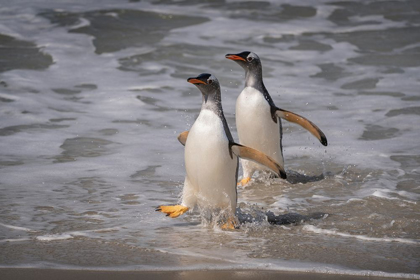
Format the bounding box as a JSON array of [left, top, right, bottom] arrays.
[[201, 90, 224, 117], [201, 90, 234, 142], [244, 66, 263, 90], [244, 67, 275, 106]]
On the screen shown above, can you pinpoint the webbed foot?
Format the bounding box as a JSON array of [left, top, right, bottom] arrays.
[[220, 217, 240, 230], [156, 205, 189, 218], [237, 177, 251, 187]]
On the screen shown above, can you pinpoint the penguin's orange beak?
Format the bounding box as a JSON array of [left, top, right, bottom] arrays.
[[187, 78, 207, 85], [225, 54, 246, 61]]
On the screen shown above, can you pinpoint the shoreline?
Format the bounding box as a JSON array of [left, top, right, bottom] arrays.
[[0, 268, 417, 280]]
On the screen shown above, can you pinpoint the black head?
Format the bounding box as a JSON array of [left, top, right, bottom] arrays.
[[225, 51, 261, 71], [187, 73, 221, 103]]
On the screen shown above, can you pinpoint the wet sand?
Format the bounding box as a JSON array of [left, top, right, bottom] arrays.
[[0, 268, 410, 280]]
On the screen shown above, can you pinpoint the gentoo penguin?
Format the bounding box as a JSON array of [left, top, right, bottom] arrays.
[[156, 73, 286, 229], [226, 51, 328, 186]]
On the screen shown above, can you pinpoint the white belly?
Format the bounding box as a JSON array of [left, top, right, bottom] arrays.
[[236, 87, 283, 174], [184, 109, 237, 211]]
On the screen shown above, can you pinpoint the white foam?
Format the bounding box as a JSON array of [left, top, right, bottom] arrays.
[[0, 222, 36, 232], [311, 195, 331, 201], [371, 189, 418, 205], [36, 234, 75, 241], [303, 225, 420, 245], [372, 190, 394, 199], [68, 17, 90, 31], [35, 230, 93, 241], [330, 198, 364, 206], [270, 196, 300, 209], [0, 92, 19, 101], [33, 226, 123, 242], [0, 238, 32, 243]]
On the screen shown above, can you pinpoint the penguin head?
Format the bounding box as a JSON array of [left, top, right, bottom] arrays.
[[225, 51, 261, 71], [187, 73, 221, 103]]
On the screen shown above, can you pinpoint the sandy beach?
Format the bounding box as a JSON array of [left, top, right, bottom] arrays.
[[1, 268, 413, 280]]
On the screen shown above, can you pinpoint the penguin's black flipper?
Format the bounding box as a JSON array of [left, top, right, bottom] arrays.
[[177, 131, 189, 146], [275, 107, 328, 146], [230, 142, 287, 179]]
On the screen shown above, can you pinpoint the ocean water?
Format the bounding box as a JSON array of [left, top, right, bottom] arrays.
[[0, 0, 419, 278]]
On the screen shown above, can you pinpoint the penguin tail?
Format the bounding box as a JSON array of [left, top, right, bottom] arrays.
[[156, 205, 189, 218]]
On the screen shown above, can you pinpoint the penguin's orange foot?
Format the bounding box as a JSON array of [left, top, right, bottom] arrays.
[[156, 205, 189, 218], [237, 177, 251, 187], [221, 217, 239, 230]]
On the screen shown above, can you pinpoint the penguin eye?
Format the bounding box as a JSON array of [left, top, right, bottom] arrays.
[[247, 56, 253, 62], [207, 79, 213, 84]]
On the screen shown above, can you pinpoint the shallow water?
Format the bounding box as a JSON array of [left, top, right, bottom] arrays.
[[0, 0, 419, 278]]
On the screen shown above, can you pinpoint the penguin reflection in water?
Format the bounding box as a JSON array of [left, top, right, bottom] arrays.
[[226, 51, 328, 186], [156, 73, 286, 230]]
